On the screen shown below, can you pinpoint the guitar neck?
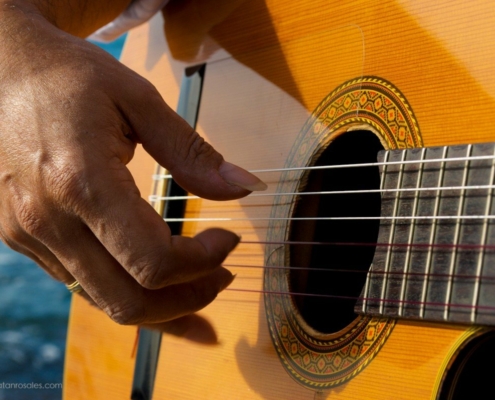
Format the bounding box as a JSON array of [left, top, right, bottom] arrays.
[[357, 142, 495, 326]]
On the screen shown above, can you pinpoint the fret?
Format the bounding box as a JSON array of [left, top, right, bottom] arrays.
[[400, 147, 444, 318], [397, 148, 426, 317], [443, 145, 472, 322], [360, 150, 390, 314], [379, 150, 406, 315], [419, 146, 447, 319], [470, 145, 495, 323], [477, 154, 495, 325], [382, 148, 422, 316], [447, 143, 495, 323], [424, 146, 468, 320]]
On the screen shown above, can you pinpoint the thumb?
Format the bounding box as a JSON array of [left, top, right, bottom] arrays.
[[121, 84, 266, 200]]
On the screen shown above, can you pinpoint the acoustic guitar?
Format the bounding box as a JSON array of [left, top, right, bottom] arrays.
[[64, 0, 495, 398]]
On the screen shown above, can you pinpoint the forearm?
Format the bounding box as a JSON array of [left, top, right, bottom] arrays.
[[0, 0, 131, 37]]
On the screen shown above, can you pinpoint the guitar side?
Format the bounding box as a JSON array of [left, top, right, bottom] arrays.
[[64, 1, 495, 398]]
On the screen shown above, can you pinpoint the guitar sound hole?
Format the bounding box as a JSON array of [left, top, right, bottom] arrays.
[[439, 332, 495, 400], [289, 130, 383, 334]]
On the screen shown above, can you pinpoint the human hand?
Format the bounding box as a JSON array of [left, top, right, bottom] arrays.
[[0, 2, 265, 343]]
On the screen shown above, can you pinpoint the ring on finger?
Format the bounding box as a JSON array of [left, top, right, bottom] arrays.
[[66, 280, 84, 294]]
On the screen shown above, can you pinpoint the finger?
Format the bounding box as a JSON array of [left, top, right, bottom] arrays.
[[0, 223, 98, 304], [0, 223, 96, 305], [40, 221, 234, 325], [116, 81, 266, 200], [75, 163, 240, 288], [142, 314, 218, 345], [0, 222, 75, 283]]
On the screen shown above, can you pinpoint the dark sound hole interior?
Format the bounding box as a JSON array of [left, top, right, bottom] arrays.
[[289, 130, 383, 333], [439, 332, 495, 400]]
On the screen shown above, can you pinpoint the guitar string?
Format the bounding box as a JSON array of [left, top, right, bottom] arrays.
[[164, 215, 495, 221], [156, 209, 495, 292], [152, 153, 495, 181], [152, 156, 495, 314], [223, 239, 495, 302], [224, 288, 495, 312], [149, 184, 495, 201], [227, 240, 495, 291], [222, 263, 495, 282], [240, 239, 495, 250]]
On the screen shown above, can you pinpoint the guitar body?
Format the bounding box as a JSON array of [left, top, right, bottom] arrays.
[[64, 1, 495, 398]]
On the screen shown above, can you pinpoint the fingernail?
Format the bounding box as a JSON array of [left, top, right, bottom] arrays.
[[218, 161, 268, 192]]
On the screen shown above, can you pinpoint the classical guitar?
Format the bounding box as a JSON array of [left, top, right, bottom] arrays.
[[64, 1, 495, 398]]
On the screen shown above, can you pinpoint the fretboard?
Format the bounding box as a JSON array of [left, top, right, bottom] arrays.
[[355, 143, 495, 326]]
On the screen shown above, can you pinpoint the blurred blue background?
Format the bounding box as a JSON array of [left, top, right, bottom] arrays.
[[0, 34, 127, 400]]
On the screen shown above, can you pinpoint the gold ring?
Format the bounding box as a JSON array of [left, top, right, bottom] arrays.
[[66, 280, 83, 294]]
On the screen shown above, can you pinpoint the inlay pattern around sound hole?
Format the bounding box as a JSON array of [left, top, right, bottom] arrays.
[[264, 76, 422, 388]]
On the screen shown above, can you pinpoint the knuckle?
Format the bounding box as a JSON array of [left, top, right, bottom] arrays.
[[15, 198, 48, 239], [187, 133, 216, 162], [0, 225, 25, 251], [46, 162, 91, 210], [133, 80, 163, 112], [105, 300, 146, 325], [174, 130, 219, 170], [137, 79, 161, 100], [135, 270, 161, 290], [144, 82, 161, 99], [126, 245, 176, 290], [132, 255, 170, 290]]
